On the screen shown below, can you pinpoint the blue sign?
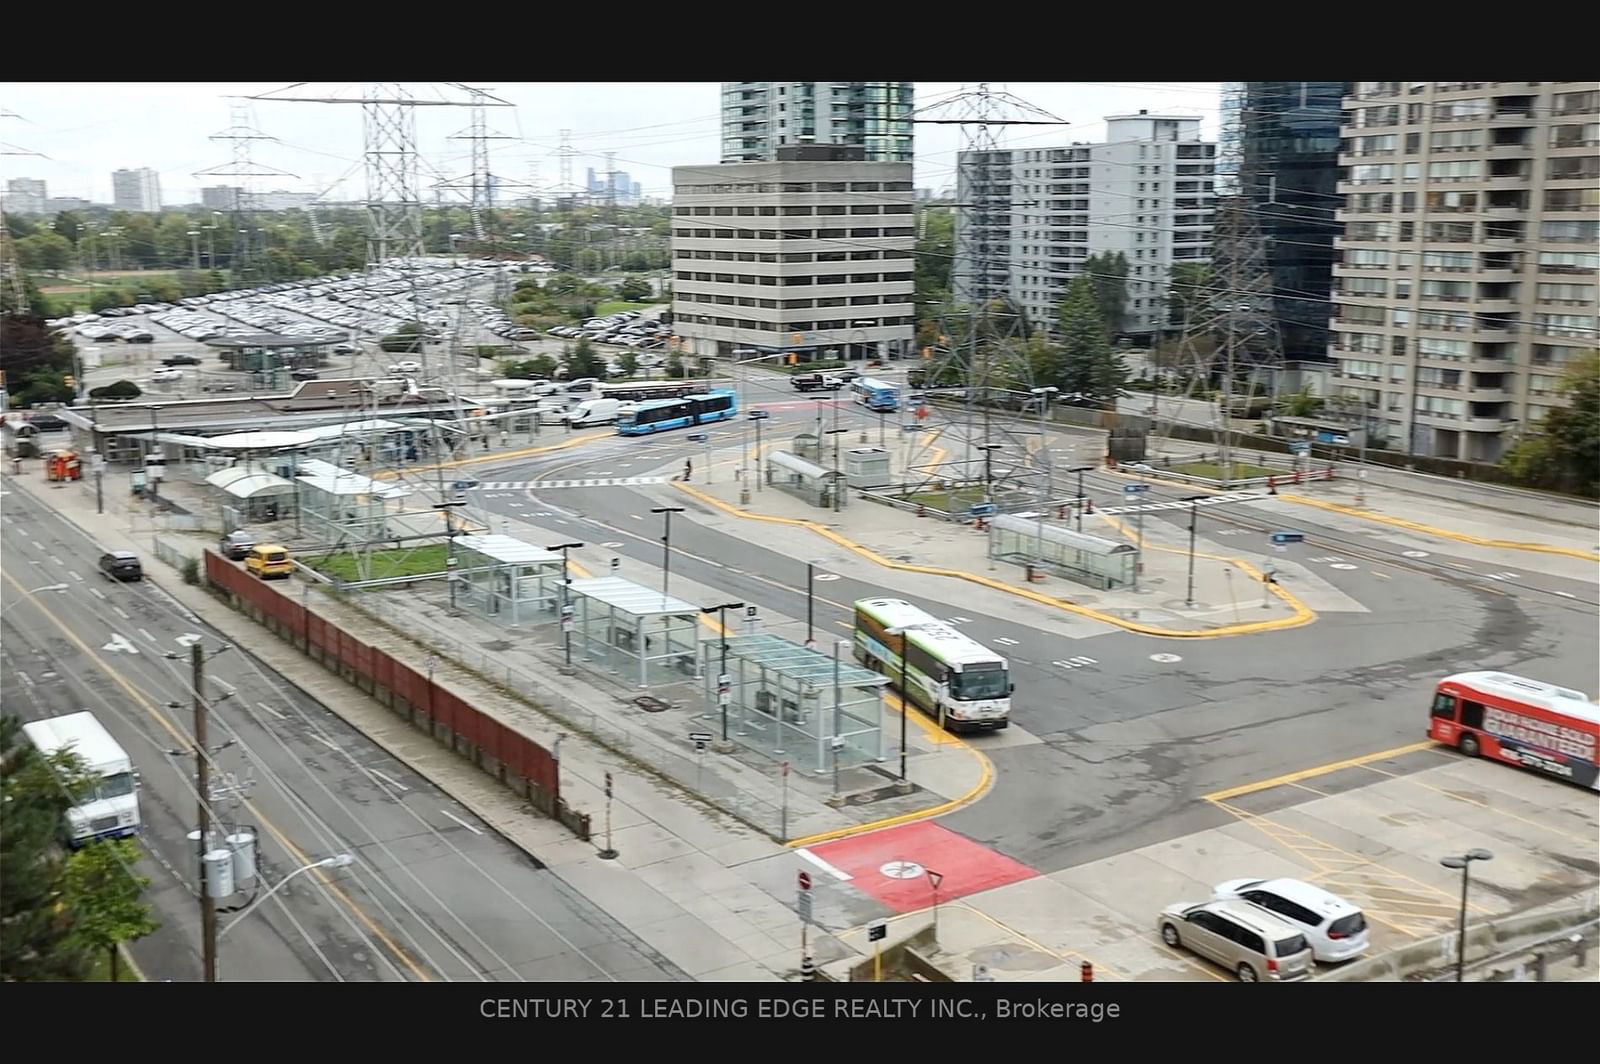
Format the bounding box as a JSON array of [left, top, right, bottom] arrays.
[[1122, 484, 1150, 495], [1270, 531, 1305, 545], [969, 503, 997, 518], [1288, 441, 1310, 455]]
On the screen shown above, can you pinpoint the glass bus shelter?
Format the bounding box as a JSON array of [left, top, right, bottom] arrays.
[[987, 512, 1138, 590]]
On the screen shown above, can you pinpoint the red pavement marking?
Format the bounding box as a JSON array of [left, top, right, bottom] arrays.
[[805, 821, 1038, 914]]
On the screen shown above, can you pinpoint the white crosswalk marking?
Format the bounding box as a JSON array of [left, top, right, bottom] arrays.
[[1052, 657, 1099, 670], [1098, 490, 1267, 515], [994, 637, 1020, 646], [473, 476, 670, 491]]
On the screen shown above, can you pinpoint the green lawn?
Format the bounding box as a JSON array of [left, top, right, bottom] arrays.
[[901, 485, 991, 511], [307, 545, 450, 583], [1171, 460, 1278, 480], [594, 300, 657, 316]]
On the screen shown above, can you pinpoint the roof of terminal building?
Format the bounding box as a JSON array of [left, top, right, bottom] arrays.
[[56, 381, 460, 436], [203, 333, 333, 349]]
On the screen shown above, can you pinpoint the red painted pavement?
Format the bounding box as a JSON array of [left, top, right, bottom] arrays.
[[805, 821, 1038, 913]]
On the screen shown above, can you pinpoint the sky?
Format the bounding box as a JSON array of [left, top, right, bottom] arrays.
[[0, 82, 1219, 206]]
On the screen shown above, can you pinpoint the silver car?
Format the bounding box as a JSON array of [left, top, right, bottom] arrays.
[[1158, 899, 1314, 982]]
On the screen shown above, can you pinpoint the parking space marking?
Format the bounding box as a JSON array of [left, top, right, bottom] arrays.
[[1358, 761, 1599, 847]]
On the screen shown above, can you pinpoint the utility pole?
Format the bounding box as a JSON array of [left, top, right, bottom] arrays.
[[193, 642, 217, 983]]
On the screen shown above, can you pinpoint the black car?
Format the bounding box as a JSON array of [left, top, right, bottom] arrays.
[[162, 354, 202, 366], [97, 551, 143, 582], [291, 369, 320, 381]]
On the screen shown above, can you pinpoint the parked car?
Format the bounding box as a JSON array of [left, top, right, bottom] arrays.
[[245, 543, 293, 580], [161, 354, 202, 366], [290, 370, 320, 381], [451, 478, 480, 491], [150, 368, 184, 382], [1157, 899, 1314, 982], [389, 360, 421, 374], [97, 551, 143, 582], [218, 530, 257, 560], [1211, 878, 1370, 963]]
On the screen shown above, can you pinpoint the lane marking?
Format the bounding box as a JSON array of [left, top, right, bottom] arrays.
[[32, 540, 44, 550], [138, 627, 154, 642], [89, 586, 106, 599], [257, 701, 287, 721], [1372, 571, 1391, 580], [797, 848, 854, 881], [311, 734, 340, 751], [439, 809, 484, 836], [1202, 740, 1439, 802], [113, 606, 130, 618], [52, 555, 65, 566], [69, 571, 83, 582], [102, 633, 139, 655], [371, 769, 409, 792], [994, 637, 1020, 646]]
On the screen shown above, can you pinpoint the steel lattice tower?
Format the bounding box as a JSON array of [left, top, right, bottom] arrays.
[[192, 103, 297, 281]]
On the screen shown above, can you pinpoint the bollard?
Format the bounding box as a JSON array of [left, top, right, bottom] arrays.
[[801, 956, 818, 982], [1080, 961, 1093, 982], [916, 503, 926, 518], [1057, 504, 1067, 520], [1534, 952, 1548, 982], [1266, 476, 1277, 495]]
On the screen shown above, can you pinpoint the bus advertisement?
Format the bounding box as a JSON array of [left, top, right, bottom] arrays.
[[852, 597, 1011, 731], [616, 390, 738, 436], [1429, 671, 1599, 790], [851, 377, 899, 412]]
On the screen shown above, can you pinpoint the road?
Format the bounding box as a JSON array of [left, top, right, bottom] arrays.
[[0, 486, 686, 983], [443, 368, 1599, 874]]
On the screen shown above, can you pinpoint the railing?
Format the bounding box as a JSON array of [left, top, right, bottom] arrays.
[[1439, 920, 1597, 983]]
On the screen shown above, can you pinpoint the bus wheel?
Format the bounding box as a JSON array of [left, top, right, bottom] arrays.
[[1459, 733, 1480, 758]]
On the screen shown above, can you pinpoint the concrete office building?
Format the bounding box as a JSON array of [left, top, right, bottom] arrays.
[[1328, 82, 1599, 461], [671, 145, 916, 361], [5, 177, 47, 215], [722, 83, 914, 164], [202, 185, 243, 210], [953, 113, 1217, 337], [45, 196, 93, 213], [112, 167, 162, 212]]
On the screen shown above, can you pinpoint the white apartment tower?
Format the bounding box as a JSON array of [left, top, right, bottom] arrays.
[[722, 83, 914, 164], [954, 113, 1216, 336], [1329, 82, 1599, 461], [111, 167, 162, 212], [671, 145, 917, 361], [5, 177, 47, 215]]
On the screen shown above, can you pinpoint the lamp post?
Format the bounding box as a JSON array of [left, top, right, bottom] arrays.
[[748, 409, 770, 491], [830, 638, 850, 803], [825, 427, 849, 512], [977, 443, 1002, 505], [0, 584, 70, 616], [1068, 465, 1093, 531], [187, 230, 201, 270], [219, 854, 355, 939], [1440, 849, 1492, 982], [804, 560, 824, 649], [1031, 387, 1059, 501], [433, 498, 467, 614], [650, 506, 684, 607], [702, 601, 744, 746], [885, 624, 922, 791], [547, 541, 584, 673], [1181, 495, 1207, 608]]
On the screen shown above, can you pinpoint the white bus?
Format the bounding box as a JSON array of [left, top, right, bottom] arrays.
[[21, 712, 142, 846], [852, 597, 1012, 731]]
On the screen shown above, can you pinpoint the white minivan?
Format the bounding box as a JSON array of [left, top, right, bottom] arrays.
[[1212, 877, 1370, 963], [22, 712, 141, 846], [565, 397, 623, 426]]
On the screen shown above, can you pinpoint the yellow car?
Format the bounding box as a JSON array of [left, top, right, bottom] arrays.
[[245, 544, 293, 580]]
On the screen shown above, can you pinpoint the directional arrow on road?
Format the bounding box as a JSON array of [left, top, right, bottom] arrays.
[[176, 633, 203, 647], [102, 633, 139, 655]]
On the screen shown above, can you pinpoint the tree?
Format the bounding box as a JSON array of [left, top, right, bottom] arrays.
[[62, 841, 159, 982], [88, 288, 130, 312], [1, 715, 96, 981], [1053, 277, 1128, 399], [565, 338, 607, 381], [1083, 251, 1129, 339], [618, 350, 640, 378], [615, 276, 652, 303], [665, 350, 687, 379], [88, 379, 142, 401], [501, 354, 557, 380], [1022, 331, 1064, 393], [51, 212, 85, 246], [15, 233, 74, 272], [1166, 263, 1214, 326], [379, 323, 425, 354], [1279, 387, 1322, 418], [1502, 351, 1600, 496]]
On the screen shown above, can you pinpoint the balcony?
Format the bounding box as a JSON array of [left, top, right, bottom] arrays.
[[1463, 416, 1514, 432]]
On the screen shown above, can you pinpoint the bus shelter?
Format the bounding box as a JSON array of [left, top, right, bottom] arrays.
[[563, 576, 702, 688], [701, 634, 886, 774], [765, 450, 848, 510], [987, 512, 1138, 590], [293, 458, 411, 541], [204, 465, 297, 523], [452, 535, 564, 626]]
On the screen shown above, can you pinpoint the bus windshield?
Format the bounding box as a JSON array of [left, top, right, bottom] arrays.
[[950, 667, 1009, 701]]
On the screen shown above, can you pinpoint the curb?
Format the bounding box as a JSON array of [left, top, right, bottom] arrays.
[[1279, 493, 1600, 562]]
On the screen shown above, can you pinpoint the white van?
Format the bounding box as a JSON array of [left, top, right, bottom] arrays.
[[22, 713, 141, 846], [565, 397, 624, 426]]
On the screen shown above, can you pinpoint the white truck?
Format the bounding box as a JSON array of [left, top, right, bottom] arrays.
[[22, 712, 142, 846]]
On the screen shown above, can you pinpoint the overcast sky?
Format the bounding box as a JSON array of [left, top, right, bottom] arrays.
[[1, 82, 1219, 205]]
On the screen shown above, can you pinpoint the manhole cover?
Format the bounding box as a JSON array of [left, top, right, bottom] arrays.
[[880, 860, 925, 879], [633, 696, 669, 713]]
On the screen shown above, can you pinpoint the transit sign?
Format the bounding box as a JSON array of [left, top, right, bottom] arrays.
[[1122, 483, 1150, 495]]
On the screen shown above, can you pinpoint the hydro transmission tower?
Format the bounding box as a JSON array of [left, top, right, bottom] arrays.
[[248, 83, 511, 265], [437, 85, 531, 241], [192, 103, 298, 283], [0, 124, 47, 311]]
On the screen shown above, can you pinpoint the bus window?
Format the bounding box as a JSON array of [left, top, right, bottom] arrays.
[[1460, 699, 1485, 730], [1431, 693, 1457, 718]]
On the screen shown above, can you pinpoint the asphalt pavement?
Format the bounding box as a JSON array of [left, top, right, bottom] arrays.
[[0, 486, 686, 983]]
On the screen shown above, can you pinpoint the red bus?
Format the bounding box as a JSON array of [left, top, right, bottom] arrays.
[[1429, 671, 1599, 791]]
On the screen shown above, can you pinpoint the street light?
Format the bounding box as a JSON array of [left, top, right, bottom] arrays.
[[825, 427, 849, 512], [803, 559, 825, 649], [702, 601, 744, 745], [1067, 465, 1094, 531], [978, 443, 1003, 505], [1, 584, 70, 616], [1440, 848, 1493, 982], [830, 638, 850, 802], [218, 854, 355, 939], [1181, 495, 1207, 608], [748, 409, 770, 492], [1031, 387, 1060, 502], [885, 624, 924, 790], [650, 506, 685, 607], [547, 541, 584, 672]]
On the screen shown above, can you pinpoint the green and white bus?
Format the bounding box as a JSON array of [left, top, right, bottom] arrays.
[[853, 597, 1012, 731]]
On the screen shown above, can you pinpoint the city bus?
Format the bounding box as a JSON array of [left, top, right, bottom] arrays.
[[1429, 671, 1599, 790], [22, 712, 143, 846], [598, 380, 716, 403], [615, 389, 738, 436], [851, 377, 899, 412], [852, 597, 1012, 731]]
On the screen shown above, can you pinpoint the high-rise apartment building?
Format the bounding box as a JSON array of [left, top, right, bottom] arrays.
[[722, 83, 914, 164], [953, 113, 1217, 336], [201, 185, 242, 210], [4, 177, 47, 215], [671, 145, 916, 361], [1328, 82, 1599, 461], [112, 167, 162, 212], [1233, 82, 1348, 362]]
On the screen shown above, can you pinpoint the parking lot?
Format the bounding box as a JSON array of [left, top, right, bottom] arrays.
[[816, 748, 1599, 981]]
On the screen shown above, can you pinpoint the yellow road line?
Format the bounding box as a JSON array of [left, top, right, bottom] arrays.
[[1279, 493, 1600, 562], [673, 482, 1316, 640], [1202, 741, 1438, 802], [2, 568, 435, 982], [1360, 761, 1600, 847]]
